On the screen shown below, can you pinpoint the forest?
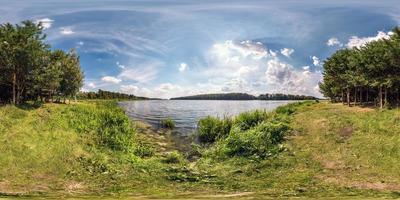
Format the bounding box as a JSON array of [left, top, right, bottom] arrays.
[[0, 21, 83, 104], [171, 93, 317, 100], [320, 27, 400, 108], [77, 89, 151, 100]]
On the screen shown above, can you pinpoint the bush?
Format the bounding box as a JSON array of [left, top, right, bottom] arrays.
[[197, 116, 232, 143], [221, 121, 289, 158], [234, 110, 269, 131], [97, 110, 136, 151], [163, 151, 184, 164], [134, 143, 155, 158], [160, 118, 175, 129]]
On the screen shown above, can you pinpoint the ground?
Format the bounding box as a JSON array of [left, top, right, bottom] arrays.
[[0, 101, 399, 199]]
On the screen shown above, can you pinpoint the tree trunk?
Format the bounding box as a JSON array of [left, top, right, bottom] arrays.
[[341, 91, 345, 104], [12, 72, 16, 105], [347, 88, 350, 107], [384, 87, 388, 108], [360, 87, 363, 105], [354, 87, 357, 106], [366, 89, 369, 105], [379, 86, 383, 109], [397, 89, 399, 107]]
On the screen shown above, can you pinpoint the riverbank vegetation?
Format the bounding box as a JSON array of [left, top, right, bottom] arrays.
[[0, 21, 83, 104], [320, 27, 400, 108], [171, 92, 318, 100], [77, 89, 152, 100], [1, 101, 400, 199]]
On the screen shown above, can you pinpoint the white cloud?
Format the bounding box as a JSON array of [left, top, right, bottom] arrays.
[[347, 31, 392, 48], [264, 59, 322, 97], [35, 18, 53, 29], [88, 82, 96, 88], [101, 76, 121, 84], [280, 48, 294, 57], [179, 62, 188, 72], [312, 56, 320, 66], [77, 41, 84, 46], [302, 66, 310, 70], [327, 37, 343, 47], [116, 62, 125, 69], [60, 27, 74, 35]]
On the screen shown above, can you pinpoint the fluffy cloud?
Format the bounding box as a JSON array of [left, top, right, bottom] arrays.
[[179, 63, 188, 72], [60, 27, 74, 35], [34, 18, 53, 29], [312, 56, 320, 66], [327, 37, 343, 47], [101, 76, 121, 84], [280, 48, 294, 58], [205, 40, 322, 97], [265, 59, 322, 97], [347, 31, 392, 48], [116, 62, 125, 69]]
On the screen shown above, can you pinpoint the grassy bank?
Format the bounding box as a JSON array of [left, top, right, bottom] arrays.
[[0, 101, 400, 199]]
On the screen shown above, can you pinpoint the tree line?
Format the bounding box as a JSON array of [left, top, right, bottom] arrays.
[[0, 21, 83, 104], [171, 93, 317, 100], [77, 89, 150, 100], [320, 27, 400, 108]]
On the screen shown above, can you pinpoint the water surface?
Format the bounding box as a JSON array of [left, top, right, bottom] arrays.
[[120, 100, 297, 134]]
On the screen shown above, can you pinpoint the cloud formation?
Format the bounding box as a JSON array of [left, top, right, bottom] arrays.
[[60, 27, 74, 35], [327, 37, 343, 47], [347, 31, 392, 48], [280, 48, 294, 57], [101, 76, 121, 84], [312, 56, 320, 66], [179, 63, 188, 72]]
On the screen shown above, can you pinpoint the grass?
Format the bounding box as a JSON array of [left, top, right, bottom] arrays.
[[1, 100, 400, 199], [160, 118, 175, 129]]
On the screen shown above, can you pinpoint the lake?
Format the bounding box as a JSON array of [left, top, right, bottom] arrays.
[[119, 100, 297, 134]]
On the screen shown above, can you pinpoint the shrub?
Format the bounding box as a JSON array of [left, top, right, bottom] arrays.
[[234, 110, 269, 131], [197, 116, 232, 143], [221, 121, 289, 158], [160, 118, 175, 129], [134, 143, 155, 158], [163, 151, 184, 164], [97, 110, 136, 151]]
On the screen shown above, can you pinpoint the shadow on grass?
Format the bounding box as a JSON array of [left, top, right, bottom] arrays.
[[16, 101, 44, 110]]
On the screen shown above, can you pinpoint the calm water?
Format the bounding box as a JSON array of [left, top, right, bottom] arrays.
[[119, 100, 297, 134]]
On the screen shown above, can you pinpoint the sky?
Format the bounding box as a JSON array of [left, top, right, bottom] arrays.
[[1, 0, 399, 98]]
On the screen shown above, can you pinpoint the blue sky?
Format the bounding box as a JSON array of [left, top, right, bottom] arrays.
[[1, 0, 399, 98]]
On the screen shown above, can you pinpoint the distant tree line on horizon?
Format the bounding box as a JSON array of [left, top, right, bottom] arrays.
[[170, 93, 318, 100], [77, 89, 150, 100], [319, 27, 400, 108], [0, 21, 83, 104]]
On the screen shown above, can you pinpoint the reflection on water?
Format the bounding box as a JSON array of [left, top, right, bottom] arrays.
[[119, 100, 297, 134]]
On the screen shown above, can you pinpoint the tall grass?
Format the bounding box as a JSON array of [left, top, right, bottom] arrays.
[[197, 101, 313, 159]]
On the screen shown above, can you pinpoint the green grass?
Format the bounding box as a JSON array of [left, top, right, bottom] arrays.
[[160, 118, 176, 129], [1, 100, 400, 199]]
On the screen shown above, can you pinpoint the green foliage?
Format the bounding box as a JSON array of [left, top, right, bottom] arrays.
[[160, 118, 175, 129], [134, 143, 155, 158], [65, 101, 136, 152], [171, 92, 317, 100], [320, 26, 400, 108], [163, 151, 185, 164], [197, 116, 232, 143], [0, 20, 83, 104], [234, 110, 269, 131], [220, 121, 289, 158], [97, 109, 135, 151]]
